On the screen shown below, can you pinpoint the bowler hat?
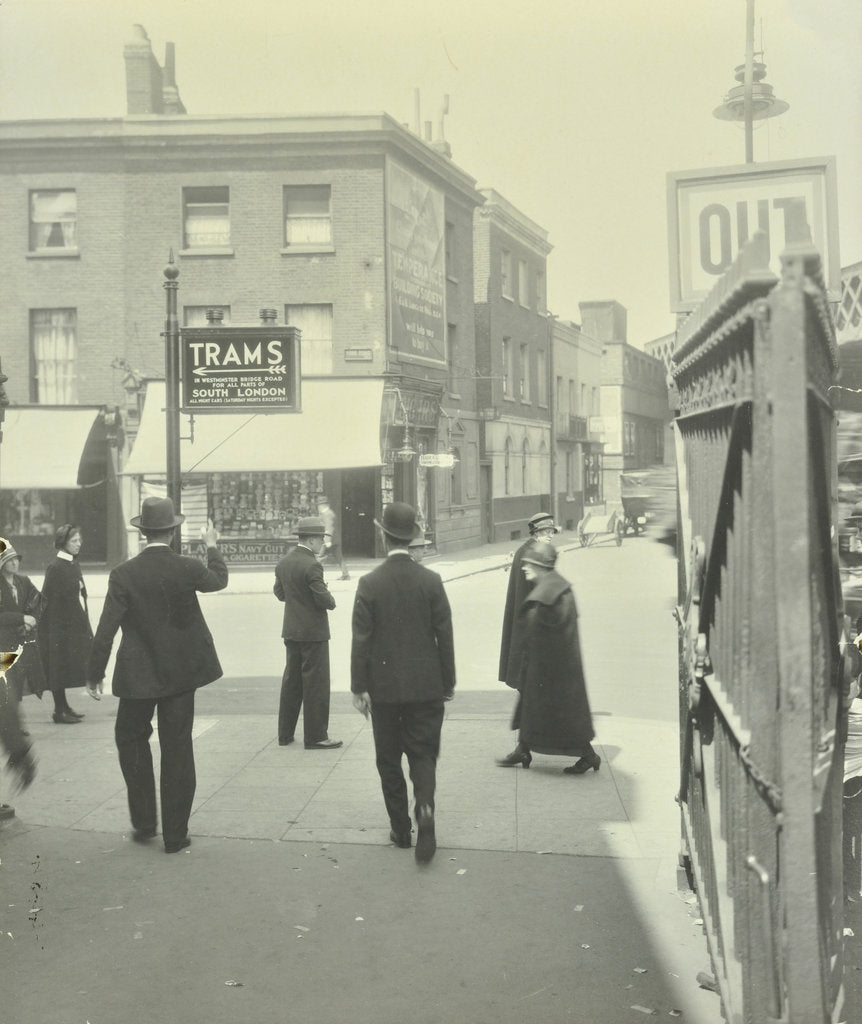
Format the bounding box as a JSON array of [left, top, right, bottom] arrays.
[[527, 512, 560, 535], [130, 496, 185, 530], [521, 539, 558, 568], [296, 516, 326, 537], [374, 502, 417, 542]]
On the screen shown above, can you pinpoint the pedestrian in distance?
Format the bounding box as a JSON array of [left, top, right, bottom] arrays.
[[86, 497, 228, 853], [274, 516, 341, 749], [351, 502, 455, 864], [38, 524, 93, 725], [317, 496, 350, 580], [0, 540, 46, 715], [496, 539, 600, 775], [498, 512, 561, 691]]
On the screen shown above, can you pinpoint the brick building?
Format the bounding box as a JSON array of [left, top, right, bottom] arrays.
[[584, 301, 670, 505], [551, 318, 604, 530], [0, 26, 485, 566], [473, 188, 553, 542]]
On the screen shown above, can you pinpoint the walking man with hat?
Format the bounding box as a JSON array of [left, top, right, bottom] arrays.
[[274, 516, 341, 749], [86, 497, 227, 853], [351, 502, 455, 864]]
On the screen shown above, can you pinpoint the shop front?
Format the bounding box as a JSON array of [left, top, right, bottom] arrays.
[[0, 405, 118, 570], [122, 379, 384, 565]]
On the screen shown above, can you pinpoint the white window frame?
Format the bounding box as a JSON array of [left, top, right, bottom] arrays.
[[30, 190, 77, 251], [501, 250, 513, 299], [518, 259, 530, 308], [284, 185, 332, 247], [31, 308, 78, 404], [183, 186, 230, 249]]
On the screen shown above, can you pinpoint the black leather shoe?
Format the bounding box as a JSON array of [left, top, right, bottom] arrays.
[[496, 747, 531, 768], [131, 827, 157, 843], [52, 711, 81, 725], [278, 736, 294, 746], [415, 805, 436, 864], [164, 836, 191, 854], [390, 829, 412, 849], [304, 738, 343, 749], [66, 707, 85, 720], [563, 751, 601, 775]]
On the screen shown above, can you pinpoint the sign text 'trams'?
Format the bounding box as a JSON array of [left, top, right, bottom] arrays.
[[187, 339, 285, 367]]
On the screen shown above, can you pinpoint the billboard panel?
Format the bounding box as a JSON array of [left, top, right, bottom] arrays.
[[667, 157, 839, 311], [387, 159, 446, 366]]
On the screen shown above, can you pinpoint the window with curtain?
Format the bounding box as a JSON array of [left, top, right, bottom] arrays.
[[31, 309, 78, 403], [500, 250, 513, 299], [30, 190, 77, 250], [518, 259, 529, 308], [502, 337, 513, 397], [284, 185, 331, 246], [285, 304, 333, 375], [519, 343, 530, 401], [537, 350, 547, 405], [183, 186, 230, 248]]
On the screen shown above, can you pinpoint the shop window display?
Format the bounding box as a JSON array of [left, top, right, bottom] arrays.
[[210, 470, 325, 538]]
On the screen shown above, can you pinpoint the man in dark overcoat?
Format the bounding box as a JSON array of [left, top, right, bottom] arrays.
[[86, 497, 227, 853], [351, 502, 455, 864], [498, 512, 560, 688], [274, 516, 341, 749]]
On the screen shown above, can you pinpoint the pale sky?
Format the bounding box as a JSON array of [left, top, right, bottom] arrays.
[[1, 0, 859, 346]]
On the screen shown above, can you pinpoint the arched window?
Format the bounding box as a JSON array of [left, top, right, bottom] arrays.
[[521, 439, 529, 494], [504, 438, 512, 495]]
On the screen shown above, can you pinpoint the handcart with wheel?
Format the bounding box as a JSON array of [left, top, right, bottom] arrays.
[[576, 506, 624, 547]]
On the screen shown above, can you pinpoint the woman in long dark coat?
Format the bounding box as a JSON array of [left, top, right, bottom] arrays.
[[38, 524, 92, 724], [496, 539, 600, 774], [0, 542, 46, 708]]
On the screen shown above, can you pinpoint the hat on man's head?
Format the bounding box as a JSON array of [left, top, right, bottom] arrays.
[[296, 516, 326, 537], [130, 496, 185, 531], [521, 539, 558, 569], [0, 543, 20, 571], [374, 502, 417, 542], [527, 512, 560, 535]]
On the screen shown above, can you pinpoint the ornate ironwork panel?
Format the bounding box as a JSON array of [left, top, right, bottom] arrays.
[[673, 231, 844, 1023]]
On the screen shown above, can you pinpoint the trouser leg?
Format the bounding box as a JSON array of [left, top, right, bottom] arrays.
[[402, 700, 445, 817], [278, 641, 303, 741], [371, 703, 410, 834], [300, 642, 331, 743], [157, 690, 196, 846], [115, 698, 157, 831]]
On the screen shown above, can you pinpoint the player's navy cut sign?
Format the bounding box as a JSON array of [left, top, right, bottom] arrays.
[[181, 326, 300, 412]]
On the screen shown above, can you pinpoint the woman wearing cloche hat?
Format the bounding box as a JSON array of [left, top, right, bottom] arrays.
[[496, 538, 600, 775]]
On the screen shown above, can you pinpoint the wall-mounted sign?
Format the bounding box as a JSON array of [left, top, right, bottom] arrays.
[[181, 326, 300, 412], [667, 157, 839, 311], [387, 159, 447, 367], [418, 453, 456, 468]]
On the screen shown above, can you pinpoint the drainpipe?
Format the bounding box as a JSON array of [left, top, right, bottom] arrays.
[[547, 311, 558, 521]]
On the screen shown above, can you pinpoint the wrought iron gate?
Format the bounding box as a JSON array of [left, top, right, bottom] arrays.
[[673, 230, 846, 1023]]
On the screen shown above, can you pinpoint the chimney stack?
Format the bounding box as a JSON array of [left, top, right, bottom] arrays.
[[124, 25, 186, 115]]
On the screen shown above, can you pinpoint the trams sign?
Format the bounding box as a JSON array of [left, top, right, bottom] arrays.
[[181, 326, 300, 412], [667, 157, 839, 312]]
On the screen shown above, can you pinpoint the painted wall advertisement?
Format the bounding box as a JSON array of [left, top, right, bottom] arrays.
[[387, 160, 446, 366], [667, 157, 839, 311]]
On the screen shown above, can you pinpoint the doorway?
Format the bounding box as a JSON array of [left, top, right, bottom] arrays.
[[341, 468, 377, 557]]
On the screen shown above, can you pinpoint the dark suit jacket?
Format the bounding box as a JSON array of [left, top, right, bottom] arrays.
[[88, 544, 228, 699], [350, 552, 455, 703], [274, 544, 335, 642]]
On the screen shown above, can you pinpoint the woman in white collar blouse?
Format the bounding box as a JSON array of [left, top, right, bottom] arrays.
[[38, 525, 93, 724]]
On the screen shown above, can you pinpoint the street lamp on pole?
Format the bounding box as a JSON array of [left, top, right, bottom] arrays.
[[712, 0, 788, 163], [163, 254, 182, 552]]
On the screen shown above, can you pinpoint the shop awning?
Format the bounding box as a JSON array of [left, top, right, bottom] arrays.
[[122, 379, 384, 476], [0, 406, 105, 489]]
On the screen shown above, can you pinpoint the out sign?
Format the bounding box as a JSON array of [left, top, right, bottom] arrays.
[[667, 157, 839, 311]]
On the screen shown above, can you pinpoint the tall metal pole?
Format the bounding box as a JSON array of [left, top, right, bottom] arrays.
[[163, 254, 182, 552], [743, 0, 755, 163]]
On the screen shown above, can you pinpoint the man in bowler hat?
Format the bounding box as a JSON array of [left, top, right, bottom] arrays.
[[274, 516, 341, 749], [87, 497, 227, 853], [351, 502, 455, 864]]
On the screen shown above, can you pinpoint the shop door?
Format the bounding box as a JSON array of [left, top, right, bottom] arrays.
[[341, 468, 376, 557]]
